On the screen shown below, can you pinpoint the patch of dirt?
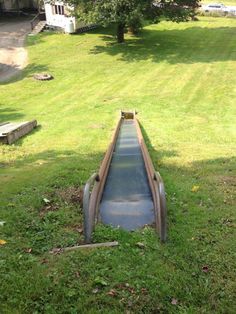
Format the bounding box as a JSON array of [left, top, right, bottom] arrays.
[[39, 186, 83, 217], [40, 202, 60, 217], [217, 175, 236, 186], [56, 186, 83, 206], [214, 175, 236, 206], [64, 223, 83, 234], [0, 19, 31, 82], [0, 47, 27, 82]]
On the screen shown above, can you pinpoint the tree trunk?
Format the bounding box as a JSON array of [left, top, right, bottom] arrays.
[[117, 23, 125, 43], [128, 27, 134, 35]]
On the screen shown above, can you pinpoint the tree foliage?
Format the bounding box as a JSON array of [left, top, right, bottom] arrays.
[[69, 0, 200, 42]]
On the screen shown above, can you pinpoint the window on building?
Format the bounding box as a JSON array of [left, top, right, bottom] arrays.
[[53, 5, 64, 15]]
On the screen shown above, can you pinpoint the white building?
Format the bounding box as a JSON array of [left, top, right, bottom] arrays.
[[44, 1, 78, 33]]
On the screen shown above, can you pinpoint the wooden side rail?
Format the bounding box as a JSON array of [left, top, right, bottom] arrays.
[[134, 116, 167, 242]]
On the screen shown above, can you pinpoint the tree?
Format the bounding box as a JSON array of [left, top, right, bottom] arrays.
[[70, 0, 200, 43]]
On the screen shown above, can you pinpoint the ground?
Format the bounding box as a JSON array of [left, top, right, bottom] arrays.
[[0, 15, 236, 313], [0, 17, 30, 82]]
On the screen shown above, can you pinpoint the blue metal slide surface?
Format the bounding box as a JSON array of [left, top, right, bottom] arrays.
[[99, 119, 155, 230]]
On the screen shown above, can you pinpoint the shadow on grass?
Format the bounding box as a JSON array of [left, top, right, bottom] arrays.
[[0, 148, 104, 172], [90, 26, 236, 63], [25, 28, 88, 48], [0, 107, 25, 122], [140, 122, 178, 160], [0, 62, 49, 85], [0, 63, 22, 84]]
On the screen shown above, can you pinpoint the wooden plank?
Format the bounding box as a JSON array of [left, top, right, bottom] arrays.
[[0, 120, 37, 144]]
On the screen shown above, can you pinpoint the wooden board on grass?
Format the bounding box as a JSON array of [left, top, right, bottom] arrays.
[[0, 120, 37, 144]]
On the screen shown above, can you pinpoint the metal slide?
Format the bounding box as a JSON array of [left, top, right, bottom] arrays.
[[83, 111, 167, 243]]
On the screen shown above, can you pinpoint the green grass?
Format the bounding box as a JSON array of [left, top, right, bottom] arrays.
[[0, 16, 236, 313], [202, 0, 236, 5]]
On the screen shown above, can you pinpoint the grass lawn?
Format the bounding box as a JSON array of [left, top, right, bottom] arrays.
[[202, 0, 236, 4], [0, 16, 236, 313]]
